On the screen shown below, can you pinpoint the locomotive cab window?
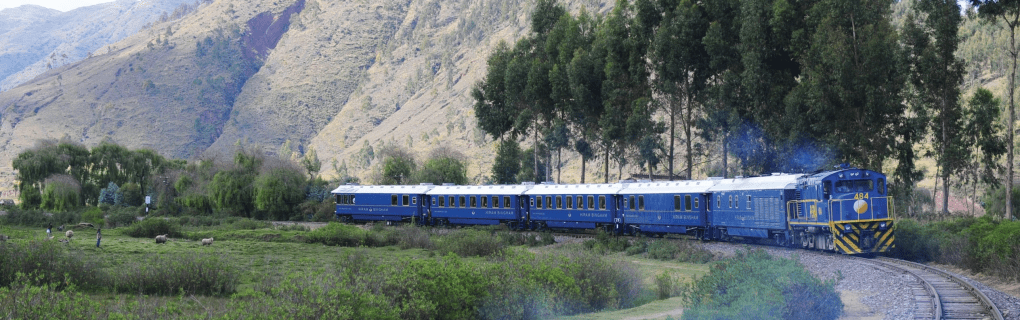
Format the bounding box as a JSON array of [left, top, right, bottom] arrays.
[[877, 179, 885, 195], [823, 181, 831, 198]]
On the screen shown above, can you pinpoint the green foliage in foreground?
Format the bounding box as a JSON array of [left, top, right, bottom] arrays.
[[680, 248, 842, 320], [891, 216, 1020, 281]]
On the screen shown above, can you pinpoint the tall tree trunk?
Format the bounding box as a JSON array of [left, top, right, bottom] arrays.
[[580, 155, 586, 184], [648, 160, 653, 181], [1009, 18, 1018, 221], [533, 119, 540, 183], [723, 132, 728, 179], [685, 97, 693, 180], [604, 142, 610, 183], [556, 148, 561, 183], [942, 173, 950, 215], [669, 97, 676, 181]]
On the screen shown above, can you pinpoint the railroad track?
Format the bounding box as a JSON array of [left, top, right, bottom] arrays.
[[863, 257, 1003, 320]]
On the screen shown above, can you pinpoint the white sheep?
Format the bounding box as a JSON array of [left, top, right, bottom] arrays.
[[155, 234, 168, 244], [201, 238, 214, 246], [65, 230, 74, 240]]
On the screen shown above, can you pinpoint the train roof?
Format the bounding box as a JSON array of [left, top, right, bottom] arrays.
[[331, 184, 436, 194], [707, 173, 803, 191], [426, 184, 534, 195], [803, 168, 885, 182], [617, 180, 718, 194], [524, 183, 627, 195]]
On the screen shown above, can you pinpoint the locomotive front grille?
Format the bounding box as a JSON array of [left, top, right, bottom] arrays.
[[832, 220, 895, 254]]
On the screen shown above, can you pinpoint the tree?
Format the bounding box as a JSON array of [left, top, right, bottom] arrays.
[[903, 0, 966, 214], [380, 152, 416, 185], [41, 175, 80, 212], [300, 148, 322, 179], [254, 163, 307, 221], [649, 0, 711, 180], [967, 88, 1007, 186], [492, 140, 523, 184], [414, 157, 469, 185], [971, 0, 1020, 220]]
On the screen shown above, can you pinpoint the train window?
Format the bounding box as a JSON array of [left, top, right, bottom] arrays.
[[492, 196, 499, 208], [459, 196, 466, 208], [673, 196, 680, 211], [449, 196, 455, 207], [599, 196, 606, 210], [685, 195, 692, 211], [857, 180, 873, 191], [530, 198, 535, 207], [504, 196, 511, 208], [630, 196, 636, 210], [403, 195, 410, 206], [588, 196, 595, 209], [717, 196, 720, 208], [728, 195, 732, 208], [823, 181, 831, 196], [877, 179, 885, 195], [556, 196, 562, 209], [567, 196, 574, 209], [471, 196, 478, 208], [537, 196, 543, 209], [412, 197, 417, 205], [638, 196, 645, 210], [546, 196, 552, 209], [747, 195, 752, 209], [351, 195, 355, 204], [439, 196, 446, 207], [694, 197, 700, 208], [482, 196, 489, 208], [431, 197, 436, 206], [392, 195, 399, 206]]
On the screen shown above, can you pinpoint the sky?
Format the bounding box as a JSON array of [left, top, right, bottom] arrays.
[[0, 0, 115, 12]]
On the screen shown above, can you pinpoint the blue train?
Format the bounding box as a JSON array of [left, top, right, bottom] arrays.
[[332, 167, 895, 254]]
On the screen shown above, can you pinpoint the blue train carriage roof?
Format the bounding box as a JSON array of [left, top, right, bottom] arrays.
[[617, 180, 717, 194], [426, 184, 535, 195], [706, 173, 804, 192], [800, 168, 886, 184], [330, 184, 436, 194], [524, 182, 628, 195]]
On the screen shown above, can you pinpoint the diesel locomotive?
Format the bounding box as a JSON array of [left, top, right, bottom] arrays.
[[332, 167, 894, 255]]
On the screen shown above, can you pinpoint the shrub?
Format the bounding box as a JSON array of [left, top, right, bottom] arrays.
[[655, 270, 683, 299], [0, 276, 107, 319], [888, 218, 940, 262], [123, 218, 183, 238], [109, 252, 238, 296], [81, 207, 104, 227], [582, 230, 631, 253], [0, 240, 104, 290], [434, 228, 505, 257], [681, 248, 842, 320], [105, 207, 139, 227], [304, 222, 370, 246], [253, 165, 307, 221]]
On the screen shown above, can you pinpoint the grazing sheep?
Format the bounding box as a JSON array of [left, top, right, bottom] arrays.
[[155, 234, 168, 244], [78, 222, 93, 228], [201, 238, 214, 246], [0, 234, 8, 241], [65, 230, 74, 240], [57, 225, 64, 231]]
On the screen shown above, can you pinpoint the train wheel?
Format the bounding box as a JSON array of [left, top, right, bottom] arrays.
[[339, 215, 353, 224], [800, 233, 810, 248]]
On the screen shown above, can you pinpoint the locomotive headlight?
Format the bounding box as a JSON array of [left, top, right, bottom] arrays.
[[879, 222, 888, 230]]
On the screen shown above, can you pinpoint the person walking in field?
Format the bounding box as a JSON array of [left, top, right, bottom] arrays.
[[46, 223, 52, 238], [96, 228, 101, 248]]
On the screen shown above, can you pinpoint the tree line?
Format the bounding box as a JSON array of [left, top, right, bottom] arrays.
[[474, 0, 1015, 217]]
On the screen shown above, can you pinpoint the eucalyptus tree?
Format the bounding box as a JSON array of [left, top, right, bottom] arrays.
[[903, 0, 966, 214], [970, 0, 1020, 220], [649, 0, 710, 180]]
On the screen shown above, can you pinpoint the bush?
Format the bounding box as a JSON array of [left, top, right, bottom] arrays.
[[435, 228, 506, 257], [81, 207, 104, 227], [105, 207, 139, 227], [253, 165, 307, 221], [123, 218, 183, 238], [655, 270, 683, 299], [581, 230, 631, 253], [681, 248, 842, 320], [888, 219, 941, 262], [304, 222, 371, 246], [108, 252, 238, 296], [0, 240, 104, 290]]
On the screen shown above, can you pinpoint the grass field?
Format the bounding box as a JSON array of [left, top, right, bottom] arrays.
[[0, 221, 712, 319]]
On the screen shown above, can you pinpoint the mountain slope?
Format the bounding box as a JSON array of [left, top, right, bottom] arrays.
[[0, 0, 614, 190], [0, 0, 196, 92]]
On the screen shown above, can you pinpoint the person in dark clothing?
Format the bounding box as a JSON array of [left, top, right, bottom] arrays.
[[96, 228, 102, 248]]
